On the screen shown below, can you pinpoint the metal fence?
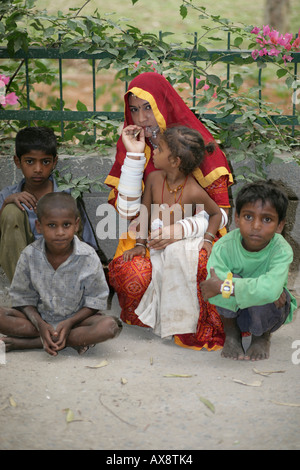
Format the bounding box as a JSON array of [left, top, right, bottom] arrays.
[[0, 32, 299, 136]]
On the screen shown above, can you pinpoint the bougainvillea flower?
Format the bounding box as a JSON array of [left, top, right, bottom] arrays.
[[4, 92, 18, 106]]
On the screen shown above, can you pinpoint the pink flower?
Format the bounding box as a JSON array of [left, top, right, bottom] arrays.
[[269, 47, 281, 56], [0, 79, 6, 90], [262, 25, 270, 36], [203, 84, 210, 91], [251, 49, 259, 60], [251, 27, 260, 35], [292, 36, 300, 51], [5, 92, 18, 106], [259, 48, 268, 57], [269, 30, 280, 45], [282, 54, 293, 64], [0, 74, 10, 85]]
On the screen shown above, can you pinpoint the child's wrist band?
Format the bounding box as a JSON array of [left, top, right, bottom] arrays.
[[220, 273, 234, 298]]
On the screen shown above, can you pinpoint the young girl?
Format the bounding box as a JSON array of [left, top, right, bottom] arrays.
[[122, 125, 225, 260], [120, 126, 227, 341]]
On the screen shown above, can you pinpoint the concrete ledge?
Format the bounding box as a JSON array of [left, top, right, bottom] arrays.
[[1, 149, 299, 268]]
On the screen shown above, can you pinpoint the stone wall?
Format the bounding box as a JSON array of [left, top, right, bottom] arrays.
[[1, 149, 299, 269]]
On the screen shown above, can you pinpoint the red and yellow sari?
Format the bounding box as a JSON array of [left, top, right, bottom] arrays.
[[105, 72, 233, 351]]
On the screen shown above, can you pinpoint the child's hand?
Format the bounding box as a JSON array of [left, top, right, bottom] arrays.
[[202, 240, 213, 257], [39, 322, 60, 356], [200, 267, 223, 300], [274, 290, 287, 309], [122, 125, 145, 154], [52, 320, 73, 351], [4, 192, 37, 211], [147, 224, 183, 250], [123, 245, 146, 261]]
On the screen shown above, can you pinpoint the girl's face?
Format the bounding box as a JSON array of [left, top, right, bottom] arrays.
[[128, 94, 159, 138], [152, 139, 173, 170]]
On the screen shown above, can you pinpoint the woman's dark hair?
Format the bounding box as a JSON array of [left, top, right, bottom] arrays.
[[37, 192, 79, 222], [235, 179, 289, 223], [15, 126, 57, 160], [161, 126, 214, 176]]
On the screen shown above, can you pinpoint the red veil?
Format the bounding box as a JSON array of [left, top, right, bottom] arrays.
[[105, 72, 233, 208]]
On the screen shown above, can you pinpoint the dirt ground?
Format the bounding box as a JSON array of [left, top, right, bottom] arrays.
[[0, 267, 299, 451]]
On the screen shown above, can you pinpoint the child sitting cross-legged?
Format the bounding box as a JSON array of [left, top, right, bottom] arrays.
[[200, 180, 297, 361], [0, 192, 122, 356]]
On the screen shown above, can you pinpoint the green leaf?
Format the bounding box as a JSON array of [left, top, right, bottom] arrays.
[[76, 100, 88, 112], [180, 5, 188, 19], [199, 396, 215, 413], [276, 69, 288, 79]]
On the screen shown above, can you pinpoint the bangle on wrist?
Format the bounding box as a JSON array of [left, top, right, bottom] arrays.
[[136, 242, 146, 248], [203, 238, 213, 245], [205, 231, 215, 240], [126, 152, 145, 157]]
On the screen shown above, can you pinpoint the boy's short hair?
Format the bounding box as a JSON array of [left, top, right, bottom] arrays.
[[37, 193, 79, 222], [15, 127, 57, 160], [235, 179, 289, 223], [161, 126, 214, 176]]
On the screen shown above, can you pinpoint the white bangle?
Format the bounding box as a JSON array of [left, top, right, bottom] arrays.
[[203, 238, 213, 245], [126, 152, 145, 158]]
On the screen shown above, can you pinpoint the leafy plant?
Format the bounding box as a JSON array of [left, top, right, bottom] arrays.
[[0, 0, 299, 187]]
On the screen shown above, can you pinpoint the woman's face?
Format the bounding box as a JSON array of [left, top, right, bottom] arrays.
[[128, 94, 159, 138]]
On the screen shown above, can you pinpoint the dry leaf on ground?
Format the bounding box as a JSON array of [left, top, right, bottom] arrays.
[[253, 368, 285, 377], [199, 396, 215, 413], [85, 359, 108, 369], [233, 378, 262, 387]]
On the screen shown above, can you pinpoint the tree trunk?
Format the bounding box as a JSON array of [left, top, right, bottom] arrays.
[[264, 0, 290, 32]]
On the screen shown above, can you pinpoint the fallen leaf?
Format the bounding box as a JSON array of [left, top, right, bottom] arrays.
[[199, 396, 215, 413], [65, 408, 74, 423], [9, 396, 17, 407], [120, 377, 128, 385], [85, 359, 108, 369], [233, 379, 262, 387], [271, 400, 300, 408], [163, 374, 193, 378], [253, 368, 285, 377]]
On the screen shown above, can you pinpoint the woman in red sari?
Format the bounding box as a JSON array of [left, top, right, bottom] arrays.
[[105, 72, 233, 351]]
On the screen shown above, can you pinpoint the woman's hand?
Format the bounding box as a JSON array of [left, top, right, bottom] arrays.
[[122, 125, 145, 155], [123, 245, 147, 261]]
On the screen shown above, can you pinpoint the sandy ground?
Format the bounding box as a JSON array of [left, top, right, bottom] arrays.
[[0, 267, 299, 451]]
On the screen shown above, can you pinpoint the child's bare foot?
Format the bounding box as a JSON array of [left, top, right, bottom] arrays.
[[1, 336, 42, 352], [244, 333, 270, 361], [221, 336, 245, 360], [220, 316, 244, 360]]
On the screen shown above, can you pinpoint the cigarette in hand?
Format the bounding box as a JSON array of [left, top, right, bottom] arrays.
[[134, 129, 141, 138]]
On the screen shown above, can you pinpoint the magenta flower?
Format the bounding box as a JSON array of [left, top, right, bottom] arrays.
[[5, 92, 18, 106], [0, 74, 10, 85], [251, 27, 260, 35], [0, 73, 19, 107]]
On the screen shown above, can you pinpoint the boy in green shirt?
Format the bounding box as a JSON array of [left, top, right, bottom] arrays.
[[200, 180, 297, 361]]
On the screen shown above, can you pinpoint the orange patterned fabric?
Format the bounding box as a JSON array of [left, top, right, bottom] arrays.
[[108, 248, 225, 350], [174, 249, 225, 351], [109, 255, 152, 327]]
